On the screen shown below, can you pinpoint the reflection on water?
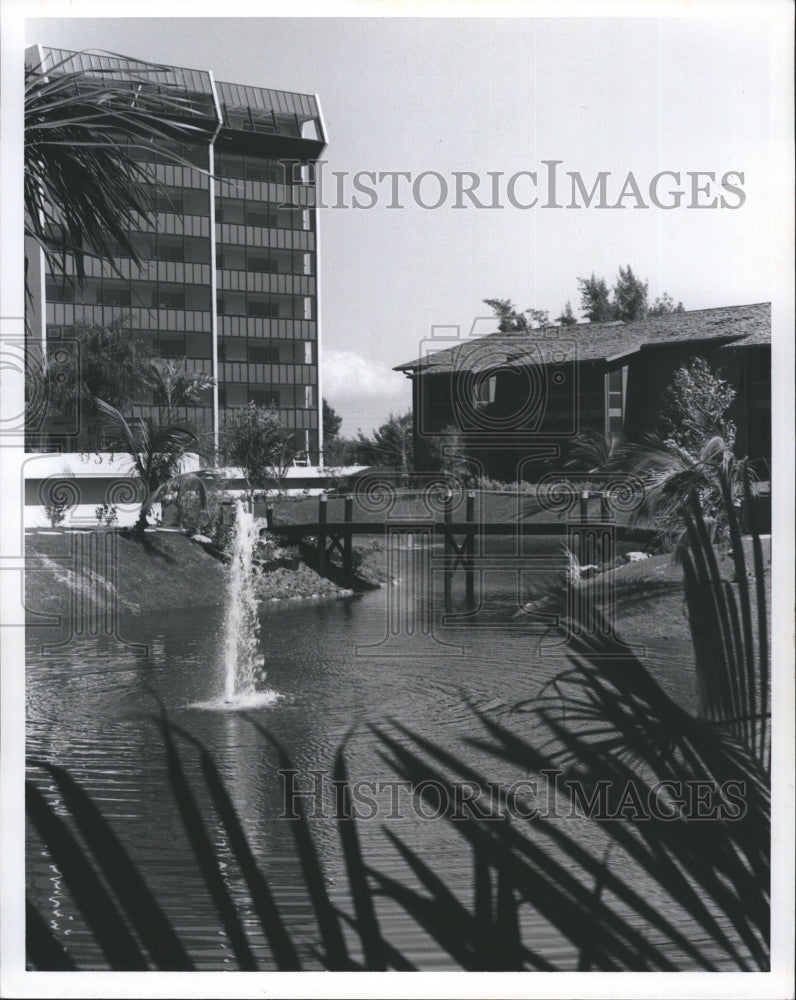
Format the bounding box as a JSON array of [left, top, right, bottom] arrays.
[[26, 563, 700, 970]]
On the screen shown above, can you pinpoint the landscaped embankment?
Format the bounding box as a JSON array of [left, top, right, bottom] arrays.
[[24, 528, 352, 621]]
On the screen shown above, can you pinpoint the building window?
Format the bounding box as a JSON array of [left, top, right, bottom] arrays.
[[158, 288, 186, 310], [473, 375, 496, 408], [217, 247, 246, 270], [219, 337, 247, 361], [45, 280, 74, 303], [247, 298, 279, 319], [249, 387, 280, 408], [158, 336, 186, 358], [217, 199, 245, 225], [605, 366, 626, 437], [246, 207, 278, 229], [248, 344, 280, 363]]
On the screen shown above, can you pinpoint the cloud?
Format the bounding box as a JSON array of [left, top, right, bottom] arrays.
[[321, 349, 412, 434], [322, 349, 407, 402]]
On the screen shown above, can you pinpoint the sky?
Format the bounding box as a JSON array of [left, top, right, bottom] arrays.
[[25, 13, 775, 434]]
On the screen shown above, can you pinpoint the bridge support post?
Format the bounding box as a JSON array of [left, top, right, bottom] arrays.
[[318, 494, 327, 574], [443, 490, 453, 614], [465, 490, 475, 612], [344, 495, 353, 574]]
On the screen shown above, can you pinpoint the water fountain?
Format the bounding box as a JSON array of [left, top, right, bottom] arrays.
[[194, 499, 279, 710], [223, 499, 266, 700]]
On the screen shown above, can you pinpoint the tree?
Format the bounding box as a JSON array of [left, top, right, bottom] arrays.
[[648, 292, 685, 316], [427, 424, 470, 483], [95, 362, 213, 534], [613, 265, 648, 321], [659, 356, 737, 453], [223, 403, 296, 502], [483, 299, 549, 332], [555, 301, 577, 326], [356, 411, 414, 476], [322, 398, 343, 452], [577, 274, 614, 322], [39, 320, 153, 436], [577, 267, 671, 323], [627, 357, 746, 546]]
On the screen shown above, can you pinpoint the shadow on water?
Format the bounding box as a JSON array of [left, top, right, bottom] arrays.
[[25, 543, 702, 969]]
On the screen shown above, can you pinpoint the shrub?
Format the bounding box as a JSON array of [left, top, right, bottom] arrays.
[[94, 503, 118, 527], [43, 502, 67, 528]]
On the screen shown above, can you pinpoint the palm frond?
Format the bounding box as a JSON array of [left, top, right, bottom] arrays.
[[25, 50, 212, 291]]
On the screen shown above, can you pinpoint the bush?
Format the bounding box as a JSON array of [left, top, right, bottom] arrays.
[[172, 473, 226, 539], [94, 503, 118, 527], [44, 503, 67, 528]]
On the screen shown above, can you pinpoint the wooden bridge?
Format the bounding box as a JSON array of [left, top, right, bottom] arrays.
[[261, 491, 657, 614]]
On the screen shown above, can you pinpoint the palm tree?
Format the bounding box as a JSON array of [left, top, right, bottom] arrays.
[[625, 430, 754, 550], [25, 48, 211, 293], [96, 362, 213, 534]]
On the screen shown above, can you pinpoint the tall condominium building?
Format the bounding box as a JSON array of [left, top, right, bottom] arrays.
[[25, 45, 326, 462]]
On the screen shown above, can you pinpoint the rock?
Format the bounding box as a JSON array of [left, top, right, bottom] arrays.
[[626, 551, 651, 562]]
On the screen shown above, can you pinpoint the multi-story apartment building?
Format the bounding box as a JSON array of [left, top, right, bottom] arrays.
[[25, 45, 326, 463]]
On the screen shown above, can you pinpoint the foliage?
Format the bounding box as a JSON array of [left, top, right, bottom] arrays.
[[648, 292, 685, 316], [356, 411, 414, 475], [578, 266, 649, 323], [97, 404, 200, 534], [483, 298, 549, 332], [475, 476, 535, 493], [427, 424, 471, 483], [25, 49, 210, 295], [565, 428, 626, 474], [626, 432, 752, 549], [143, 359, 214, 420], [659, 356, 737, 454], [223, 403, 295, 500], [323, 436, 361, 468], [94, 503, 118, 528], [171, 470, 227, 538], [42, 320, 153, 425], [577, 273, 614, 322], [555, 300, 577, 326], [43, 503, 68, 528], [26, 485, 769, 971], [322, 398, 343, 451], [613, 265, 648, 321]]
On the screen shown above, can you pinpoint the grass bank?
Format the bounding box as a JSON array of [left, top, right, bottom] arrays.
[[24, 528, 351, 621]]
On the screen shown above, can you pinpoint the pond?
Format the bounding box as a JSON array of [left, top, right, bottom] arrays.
[[26, 550, 703, 970]]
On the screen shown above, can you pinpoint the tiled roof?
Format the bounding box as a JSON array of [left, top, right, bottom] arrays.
[[394, 302, 770, 374]]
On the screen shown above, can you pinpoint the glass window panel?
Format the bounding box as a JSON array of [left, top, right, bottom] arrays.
[[247, 296, 278, 319], [158, 336, 185, 357], [218, 246, 246, 269], [224, 384, 248, 407], [248, 343, 279, 363], [218, 292, 246, 314], [183, 189, 209, 215], [249, 387, 280, 407], [186, 333, 212, 359], [186, 286, 211, 311], [217, 199, 245, 224], [220, 337, 247, 361], [157, 287, 185, 309]]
